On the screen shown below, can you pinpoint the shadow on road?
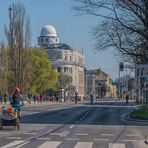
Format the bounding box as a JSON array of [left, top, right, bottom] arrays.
[[20, 104, 148, 126]]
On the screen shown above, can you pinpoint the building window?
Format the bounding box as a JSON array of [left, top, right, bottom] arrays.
[[70, 56, 72, 61], [41, 38, 43, 42], [65, 55, 68, 61], [64, 67, 66, 73], [141, 68, 144, 76], [137, 68, 139, 76], [57, 67, 61, 72], [46, 38, 48, 42]]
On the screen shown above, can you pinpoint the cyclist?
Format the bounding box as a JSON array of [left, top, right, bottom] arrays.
[[11, 87, 24, 119]]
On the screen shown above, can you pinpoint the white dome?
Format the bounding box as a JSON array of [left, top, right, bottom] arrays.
[[40, 25, 57, 37]]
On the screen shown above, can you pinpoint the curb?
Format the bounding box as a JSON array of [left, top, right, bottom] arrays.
[[121, 111, 148, 123]]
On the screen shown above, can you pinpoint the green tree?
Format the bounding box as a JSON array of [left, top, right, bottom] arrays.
[[5, 2, 31, 91], [57, 73, 72, 89], [0, 43, 8, 93], [27, 47, 58, 94]]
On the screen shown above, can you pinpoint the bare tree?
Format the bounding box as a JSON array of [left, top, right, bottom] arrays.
[[73, 0, 148, 64], [0, 42, 8, 93], [5, 2, 31, 91]]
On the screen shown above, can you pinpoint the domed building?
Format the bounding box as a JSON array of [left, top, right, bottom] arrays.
[[38, 25, 59, 48], [38, 25, 85, 100]]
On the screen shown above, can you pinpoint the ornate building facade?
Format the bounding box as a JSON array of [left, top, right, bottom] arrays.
[[38, 25, 85, 99], [85, 69, 117, 98]]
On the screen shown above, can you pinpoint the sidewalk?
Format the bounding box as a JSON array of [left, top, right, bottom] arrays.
[[0, 100, 75, 108]]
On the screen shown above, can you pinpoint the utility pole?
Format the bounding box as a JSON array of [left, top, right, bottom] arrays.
[[119, 62, 124, 100]]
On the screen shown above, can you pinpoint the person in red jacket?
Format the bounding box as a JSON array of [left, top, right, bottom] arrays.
[[11, 87, 24, 119]]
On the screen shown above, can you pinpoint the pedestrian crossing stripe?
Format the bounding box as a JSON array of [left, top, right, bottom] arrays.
[[74, 142, 93, 148], [38, 141, 61, 148], [2, 140, 147, 148], [109, 143, 125, 148], [1, 140, 24, 148]]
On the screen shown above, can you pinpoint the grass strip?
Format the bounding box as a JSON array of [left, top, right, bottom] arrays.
[[130, 106, 148, 120]]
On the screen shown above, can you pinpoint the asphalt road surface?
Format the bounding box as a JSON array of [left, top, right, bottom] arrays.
[[0, 100, 148, 148]]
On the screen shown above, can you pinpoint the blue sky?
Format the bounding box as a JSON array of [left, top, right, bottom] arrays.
[[0, 0, 119, 80]]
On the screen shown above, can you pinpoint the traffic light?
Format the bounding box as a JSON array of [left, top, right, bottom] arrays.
[[119, 62, 124, 71]]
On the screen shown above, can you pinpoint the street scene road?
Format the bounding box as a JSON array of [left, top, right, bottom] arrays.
[[0, 1, 148, 148], [0, 100, 148, 148]]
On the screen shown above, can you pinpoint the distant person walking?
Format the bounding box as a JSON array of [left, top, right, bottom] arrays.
[[126, 94, 129, 103], [90, 94, 94, 105], [74, 92, 78, 104]]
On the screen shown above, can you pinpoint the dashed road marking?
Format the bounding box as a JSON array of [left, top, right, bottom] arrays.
[[123, 139, 137, 142], [70, 125, 74, 128], [101, 134, 114, 136], [0, 133, 10, 135], [94, 138, 109, 141], [50, 133, 61, 136], [65, 138, 80, 141], [75, 133, 88, 136], [6, 137, 21, 140], [126, 134, 139, 137], [37, 138, 51, 140], [60, 131, 69, 137], [23, 132, 36, 135]]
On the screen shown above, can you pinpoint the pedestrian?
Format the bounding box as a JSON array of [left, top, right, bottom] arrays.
[[3, 93, 8, 104], [126, 94, 129, 103], [0, 94, 3, 104], [27, 92, 32, 104], [55, 94, 59, 102], [90, 94, 94, 105], [74, 92, 78, 104], [33, 95, 37, 103]]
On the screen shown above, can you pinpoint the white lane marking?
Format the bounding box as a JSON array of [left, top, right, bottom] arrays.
[[0, 132, 10, 135], [23, 132, 36, 135], [37, 138, 51, 140], [123, 139, 137, 142], [101, 134, 114, 136], [1, 140, 24, 148], [65, 138, 80, 141], [109, 143, 125, 148], [84, 105, 136, 108], [6, 137, 21, 139], [50, 133, 61, 136], [75, 133, 88, 136], [60, 131, 69, 137], [74, 142, 93, 148], [94, 138, 109, 141], [126, 134, 139, 137], [38, 141, 61, 148], [70, 125, 74, 128]]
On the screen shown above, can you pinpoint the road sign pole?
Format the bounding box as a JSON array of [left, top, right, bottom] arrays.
[[119, 66, 120, 100]]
